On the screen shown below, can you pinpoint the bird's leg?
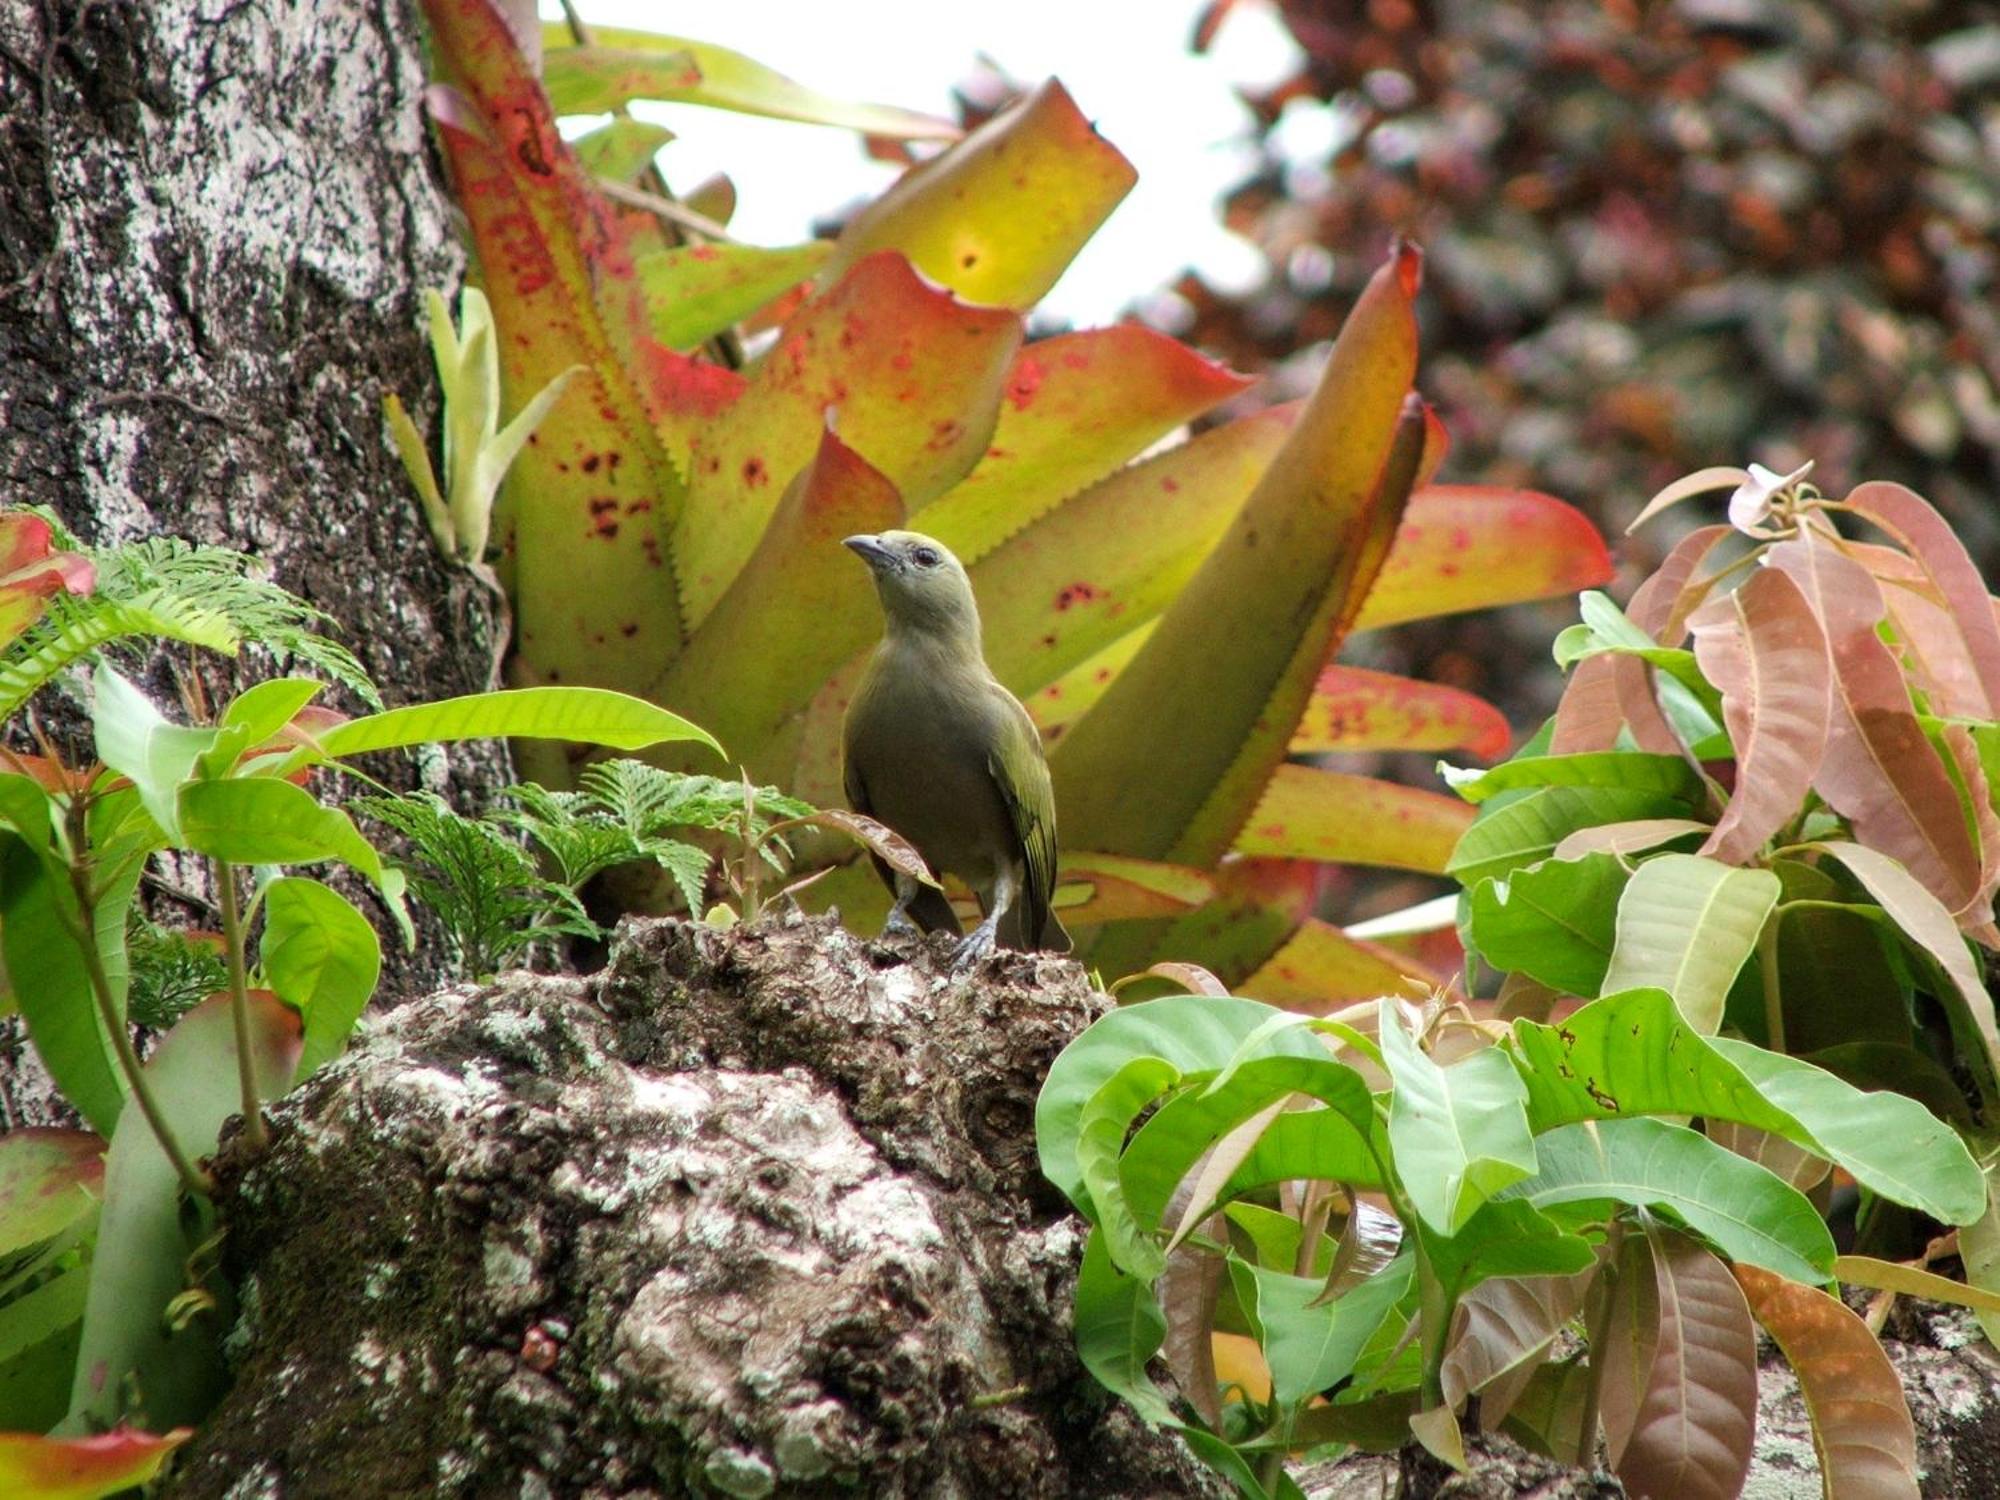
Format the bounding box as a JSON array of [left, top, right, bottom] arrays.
[[881, 872, 923, 939], [951, 865, 1016, 971]]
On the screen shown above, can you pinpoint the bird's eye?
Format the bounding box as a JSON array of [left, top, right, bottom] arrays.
[[911, 547, 940, 568]]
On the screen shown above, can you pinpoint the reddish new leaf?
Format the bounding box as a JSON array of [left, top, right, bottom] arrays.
[[1234, 763, 1475, 875], [765, 810, 938, 890], [1734, 1264, 1919, 1500], [1616, 524, 1738, 757], [1290, 665, 1510, 760], [1687, 567, 1832, 863], [1551, 655, 1626, 754], [1353, 484, 1612, 631], [0, 512, 94, 650], [1770, 537, 1985, 917], [0, 1429, 191, 1500], [1845, 542, 1991, 721], [1442, 1270, 1593, 1414]]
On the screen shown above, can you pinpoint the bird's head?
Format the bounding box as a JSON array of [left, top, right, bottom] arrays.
[[843, 530, 981, 647]]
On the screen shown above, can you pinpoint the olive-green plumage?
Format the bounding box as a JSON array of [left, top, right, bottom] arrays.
[[841, 530, 1070, 964]]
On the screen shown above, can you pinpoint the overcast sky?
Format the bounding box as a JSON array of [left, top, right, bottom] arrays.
[[547, 0, 1309, 324]]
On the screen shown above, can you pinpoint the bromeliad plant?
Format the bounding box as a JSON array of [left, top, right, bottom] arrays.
[[405, 0, 1613, 995], [1037, 981, 1987, 1499]]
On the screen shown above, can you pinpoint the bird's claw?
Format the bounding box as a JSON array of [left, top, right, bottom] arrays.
[[881, 907, 921, 940], [950, 925, 997, 972]]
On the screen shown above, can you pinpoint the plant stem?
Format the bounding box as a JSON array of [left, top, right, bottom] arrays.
[[214, 859, 270, 1151], [1575, 1219, 1625, 1469], [61, 848, 213, 1197], [1757, 913, 1785, 1053]]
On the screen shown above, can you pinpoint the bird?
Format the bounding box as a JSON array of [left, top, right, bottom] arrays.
[[841, 529, 1071, 967]]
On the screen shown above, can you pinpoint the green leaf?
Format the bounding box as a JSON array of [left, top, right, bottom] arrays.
[[215, 677, 323, 756], [1501, 1118, 1834, 1283], [1447, 785, 1700, 886], [1230, 1252, 1413, 1408], [1464, 853, 1628, 995], [309, 687, 721, 762], [1232, 764, 1473, 873], [1443, 751, 1701, 806], [635, 241, 833, 351], [1600, 855, 1780, 1032], [260, 877, 381, 1082], [178, 779, 399, 905], [90, 662, 219, 841], [568, 116, 673, 182], [1420, 1199, 1596, 1296], [1511, 988, 1983, 1224], [0, 1262, 89, 1369], [1077, 1059, 1184, 1279], [1380, 1003, 1536, 1235], [64, 991, 302, 1432]]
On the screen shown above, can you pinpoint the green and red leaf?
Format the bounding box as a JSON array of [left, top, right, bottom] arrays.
[[1290, 665, 1510, 759], [635, 241, 834, 353], [0, 1129, 105, 1257], [0, 513, 94, 651], [1234, 763, 1475, 875], [1237, 918, 1434, 1010], [0, 1428, 190, 1500]]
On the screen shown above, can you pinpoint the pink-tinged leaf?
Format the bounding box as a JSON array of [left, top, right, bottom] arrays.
[[1734, 1264, 1920, 1500], [538, 27, 959, 140], [67, 991, 303, 1432], [1939, 725, 2000, 932], [1158, 1232, 1226, 1425], [1233, 763, 1475, 875], [1238, 917, 1434, 1010], [1608, 1227, 1758, 1500], [827, 80, 1137, 310], [1551, 819, 1712, 860], [1352, 484, 1612, 631], [1109, 961, 1231, 998], [1687, 567, 1833, 863], [0, 1128, 105, 1256], [975, 404, 1296, 700], [1845, 542, 1991, 721], [1551, 655, 1626, 754], [0, 1428, 191, 1500], [1844, 480, 2000, 719], [764, 809, 938, 890], [1053, 853, 1216, 925], [0, 513, 95, 651], [1814, 841, 2000, 1068], [1615, 524, 1738, 757], [915, 325, 1252, 564], [1442, 1270, 1593, 1413], [1769, 538, 1985, 917], [1625, 466, 1751, 534], [669, 252, 1021, 628], [1291, 665, 1511, 759], [1054, 245, 1429, 865], [653, 427, 902, 779]]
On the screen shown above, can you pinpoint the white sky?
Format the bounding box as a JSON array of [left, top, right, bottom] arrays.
[[549, 0, 1308, 325]]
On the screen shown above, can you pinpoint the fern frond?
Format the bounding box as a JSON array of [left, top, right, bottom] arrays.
[[0, 590, 240, 722]]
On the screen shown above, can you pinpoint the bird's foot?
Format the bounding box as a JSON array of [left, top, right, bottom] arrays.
[[950, 923, 998, 972], [881, 906, 921, 941]]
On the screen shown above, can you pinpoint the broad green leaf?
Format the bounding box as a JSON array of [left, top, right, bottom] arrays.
[[1447, 785, 1699, 887], [1511, 988, 1983, 1224], [1442, 751, 1701, 806], [1464, 853, 1627, 996], [0, 1260, 89, 1369], [0, 1429, 190, 1500], [1420, 1200, 1596, 1297], [1759, 903, 1912, 1054], [1500, 1118, 1834, 1283], [668, 252, 1020, 629], [1352, 483, 1612, 630], [828, 80, 1135, 310], [179, 777, 384, 874], [0, 769, 55, 844], [635, 241, 833, 352], [0, 836, 126, 1137], [1291, 665, 1510, 759], [213, 678, 323, 766], [1686, 566, 1832, 863], [1733, 1262, 1920, 1500], [1230, 1253, 1413, 1408], [310, 687, 720, 761], [539, 28, 958, 140], [64, 991, 302, 1432], [1380, 1004, 1535, 1234], [1233, 764, 1473, 874], [90, 662, 218, 841], [1077, 1058, 1184, 1278], [0, 1129, 104, 1256], [918, 325, 1251, 566], [261, 877, 381, 1082], [1052, 245, 1426, 865], [1600, 855, 1779, 1033]]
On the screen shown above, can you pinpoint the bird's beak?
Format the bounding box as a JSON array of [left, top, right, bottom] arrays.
[[843, 534, 897, 570]]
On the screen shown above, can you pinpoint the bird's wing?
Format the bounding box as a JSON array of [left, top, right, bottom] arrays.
[[986, 691, 1060, 944]]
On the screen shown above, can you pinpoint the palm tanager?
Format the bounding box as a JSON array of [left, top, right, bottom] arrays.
[[841, 530, 1071, 966]]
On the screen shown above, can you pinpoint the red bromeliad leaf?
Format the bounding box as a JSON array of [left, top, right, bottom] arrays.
[[1416, 405, 1451, 485], [1351, 484, 1611, 631], [914, 326, 1252, 564], [1121, 857, 1325, 988], [653, 429, 903, 778], [0, 1128, 105, 1256], [1238, 917, 1434, 1009], [1290, 665, 1511, 759], [1769, 537, 1985, 918], [1054, 245, 1429, 864], [537, 27, 959, 140], [1023, 626, 1150, 747], [1606, 1227, 1758, 1500], [635, 241, 835, 352], [0, 1428, 191, 1500], [1233, 763, 1475, 875], [1687, 567, 1833, 864], [668, 252, 1020, 628], [1053, 853, 1217, 924], [827, 80, 1137, 310], [0, 512, 94, 650], [1734, 1264, 1920, 1500], [1844, 480, 2000, 719]]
